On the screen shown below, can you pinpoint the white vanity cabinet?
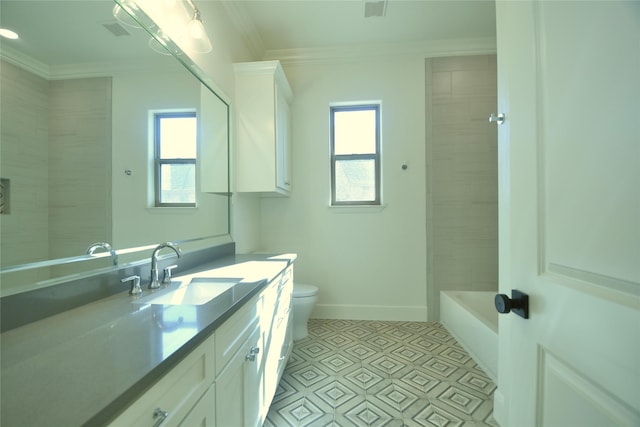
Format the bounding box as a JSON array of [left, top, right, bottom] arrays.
[[214, 326, 263, 427], [234, 61, 293, 195], [216, 265, 294, 427], [259, 265, 293, 423], [214, 291, 263, 427], [107, 334, 216, 427], [108, 264, 294, 427], [178, 385, 216, 426]]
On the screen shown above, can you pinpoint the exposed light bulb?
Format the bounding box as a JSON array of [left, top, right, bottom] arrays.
[[184, 10, 212, 53], [0, 28, 19, 40], [187, 18, 206, 39]]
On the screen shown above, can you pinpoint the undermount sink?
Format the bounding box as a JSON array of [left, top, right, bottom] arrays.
[[134, 278, 240, 306]]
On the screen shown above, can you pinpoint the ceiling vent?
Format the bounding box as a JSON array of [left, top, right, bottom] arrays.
[[364, 0, 388, 18], [102, 22, 131, 37]]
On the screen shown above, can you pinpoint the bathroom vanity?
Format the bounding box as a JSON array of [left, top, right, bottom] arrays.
[[0, 253, 295, 427]]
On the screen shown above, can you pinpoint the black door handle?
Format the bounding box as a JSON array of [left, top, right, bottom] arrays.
[[495, 290, 529, 319]]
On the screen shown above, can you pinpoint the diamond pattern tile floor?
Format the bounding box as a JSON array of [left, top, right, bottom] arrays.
[[265, 319, 498, 427]]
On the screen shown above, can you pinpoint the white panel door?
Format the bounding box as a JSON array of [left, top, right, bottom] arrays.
[[494, 1, 640, 426]]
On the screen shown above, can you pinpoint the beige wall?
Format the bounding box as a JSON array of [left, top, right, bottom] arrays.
[[0, 60, 50, 267], [0, 61, 112, 264], [48, 77, 112, 260], [258, 58, 429, 321], [426, 55, 498, 320]]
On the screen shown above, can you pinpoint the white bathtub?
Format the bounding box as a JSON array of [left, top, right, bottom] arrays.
[[440, 291, 498, 382]]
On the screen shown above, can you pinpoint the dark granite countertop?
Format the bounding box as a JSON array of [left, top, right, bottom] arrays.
[[0, 253, 296, 427]]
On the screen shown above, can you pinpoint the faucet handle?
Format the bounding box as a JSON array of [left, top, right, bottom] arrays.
[[162, 265, 178, 285], [121, 275, 142, 295]]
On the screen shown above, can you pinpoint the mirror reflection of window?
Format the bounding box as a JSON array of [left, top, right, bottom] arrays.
[[154, 112, 197, 207]]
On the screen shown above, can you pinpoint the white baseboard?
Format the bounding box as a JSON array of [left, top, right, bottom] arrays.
[[311, 304, 428, 322]]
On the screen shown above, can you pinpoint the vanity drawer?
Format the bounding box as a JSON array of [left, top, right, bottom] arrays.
[[279, 265, 292, 289], [108, 334, 215, 427], [215, 293, 260, 376], [280, 273, 293, 304], [261, 280, 279, 319]]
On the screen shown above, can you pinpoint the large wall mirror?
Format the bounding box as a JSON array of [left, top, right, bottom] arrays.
[[0, 1, 231, 296]]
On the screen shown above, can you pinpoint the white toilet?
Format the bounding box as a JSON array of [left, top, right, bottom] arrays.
[[291, 283, 318, 340]]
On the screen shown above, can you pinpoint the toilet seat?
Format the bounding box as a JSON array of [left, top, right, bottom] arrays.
[[293, 284, 318, 298]]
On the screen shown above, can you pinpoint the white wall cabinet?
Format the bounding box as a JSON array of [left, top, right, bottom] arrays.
[[110, 265, 294, 427], [234, 61, 293, 195]]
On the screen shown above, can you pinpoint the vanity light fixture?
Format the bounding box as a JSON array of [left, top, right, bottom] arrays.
[[114, 0, 212, 54], [184, 0, 212, 53]]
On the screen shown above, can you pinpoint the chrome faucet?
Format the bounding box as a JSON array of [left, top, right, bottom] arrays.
[[149, 242, 182, 289], [86, 242, 118, 266]]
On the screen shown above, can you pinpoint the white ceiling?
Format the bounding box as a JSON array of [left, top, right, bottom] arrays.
[[229, 0, 496, 54], [0, 1, 496, 67], [0, 1, 164, 67], [244, 0, 495, 48]]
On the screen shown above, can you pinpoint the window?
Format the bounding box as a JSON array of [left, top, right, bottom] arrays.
[[330, 104, 381, 206], [154, 112, 197, 207]]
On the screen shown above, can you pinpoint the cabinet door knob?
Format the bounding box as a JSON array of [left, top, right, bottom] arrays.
[[152, 408, 169, 427], [246, 345, 260, 362]]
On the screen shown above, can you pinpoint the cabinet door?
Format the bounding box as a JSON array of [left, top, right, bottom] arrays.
[[108, 335, 214, 427], [179, 386, 215, 427], [215, 327, 262, 427], [275, 84, 291, 192], [244, 327, 263, 427]]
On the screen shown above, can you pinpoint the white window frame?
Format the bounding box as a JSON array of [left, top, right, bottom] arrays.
[[330, 103, 381, 206], [153, 111, 197, 207]]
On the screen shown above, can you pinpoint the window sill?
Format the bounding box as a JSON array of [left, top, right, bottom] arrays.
[[146, 206, 198, 214], [328, 204, 386, 214]]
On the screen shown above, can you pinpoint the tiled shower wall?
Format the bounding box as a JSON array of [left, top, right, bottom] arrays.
[[0, 60, 111, 282], [48, 77, 112, 262], [426, 55, 498, 320], [0, 60, 50, 269]]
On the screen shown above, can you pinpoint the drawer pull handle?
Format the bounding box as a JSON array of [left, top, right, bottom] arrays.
[[246, 346, 260, 362], [152, 408, 169, 427]]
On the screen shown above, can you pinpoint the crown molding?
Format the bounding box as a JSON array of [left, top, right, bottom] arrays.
[[47, 60, 182, 80], [262, 37, 497, 65], [1, 45, 50, 79], [1, 44, 182, 80], [219, 1, 265, 60]]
